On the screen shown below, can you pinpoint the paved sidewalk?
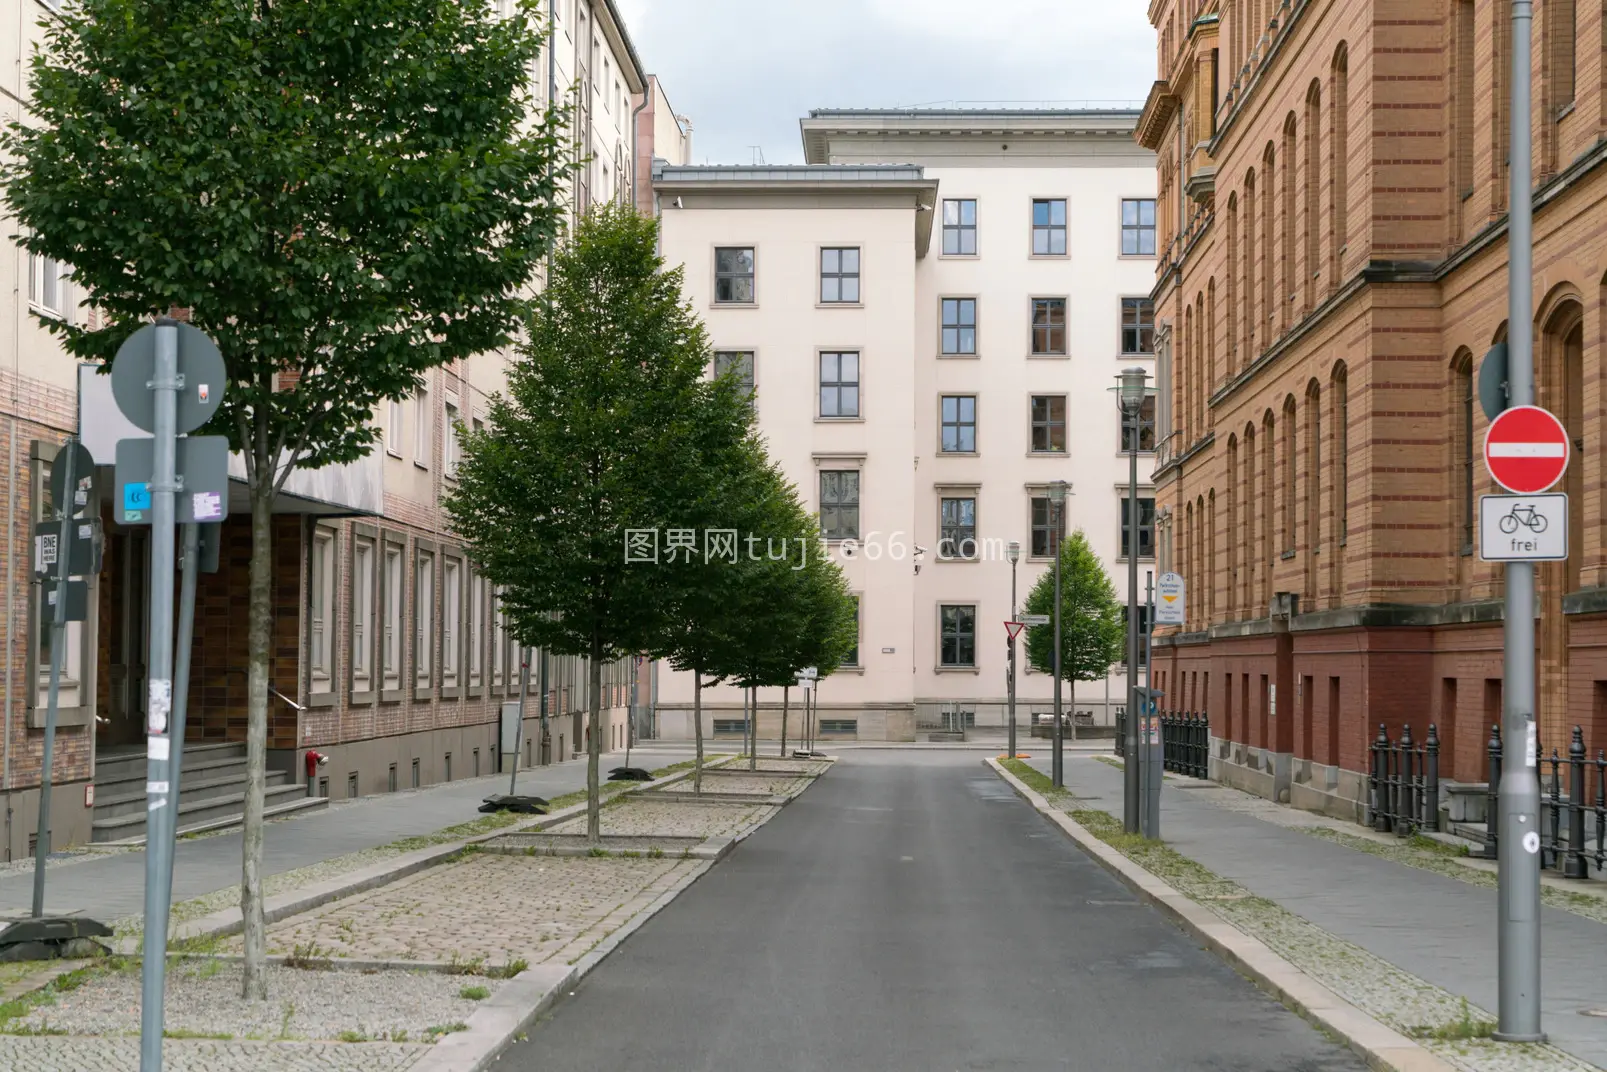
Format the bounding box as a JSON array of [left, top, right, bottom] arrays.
[[0, 748, 690, 923], [1029, 755, 1607, 1070]]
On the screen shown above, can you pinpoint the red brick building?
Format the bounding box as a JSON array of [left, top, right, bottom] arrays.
[[1138, 0, 1607, 818]]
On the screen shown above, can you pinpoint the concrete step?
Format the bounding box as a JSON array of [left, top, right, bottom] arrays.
[[93, 768, 290, 821], [91, 782, 317, 844], [94, 741, 244, 784], [94, 752, 257, 803]]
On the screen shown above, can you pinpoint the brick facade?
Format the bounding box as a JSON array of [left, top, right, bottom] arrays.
[[1139, 0, 1607, 812]]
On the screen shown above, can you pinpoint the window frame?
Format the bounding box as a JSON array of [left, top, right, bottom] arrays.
[[712, 350, 756, 405], [940, 297, 978, 357], [1030, 198, 1068, 257], [1030, 297, 1068, 356], [938, 604, 978, 668], [713, 246, 756, 305], [385, 397, 404, 457], [1121, 297, 1156, 355], [1029, 495, 1066, 559], [413, 544, 436, 698], [818, 350, 861, 419], [843, 595, 862, 667], [442, 556, 463, 693], [818, 469, 861, 541], [443, 394, 461, 477], [309, 526, 336, 694], [1120, 395, 1158, 454], [412, 385, 430, 469], [350, 532, 377, 699], [468, 568, 485, 693], [819, 246, 862, 305], [1121, 197, 1158, 257], [26, 250, 72, 321], [1030, 394, 1068, 454], [938, 495, 979, 560], [940, 198, 978, 257], [1119, 493, 1157, 561], [381, 537, 405, 697], [939, 394, 978, 454]]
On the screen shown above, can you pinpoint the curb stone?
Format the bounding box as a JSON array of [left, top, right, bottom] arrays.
[[986, 758, 1460, 1072]]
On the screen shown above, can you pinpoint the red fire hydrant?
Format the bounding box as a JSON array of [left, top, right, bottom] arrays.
[[305, 750, 329, 795]]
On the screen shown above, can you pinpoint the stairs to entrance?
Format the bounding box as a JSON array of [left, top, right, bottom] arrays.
[[92, 742, 327, 844]]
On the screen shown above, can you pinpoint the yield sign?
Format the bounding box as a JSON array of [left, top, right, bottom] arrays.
[[1485, 405, 1570, 494], [1004, 621, 1026, 641]]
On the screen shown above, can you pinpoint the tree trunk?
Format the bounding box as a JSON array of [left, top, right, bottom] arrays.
[[692, 674, 704, 794], [780, 685, 789, 758], [747, 686, 757, 771], [240, 477, 274, 1001], [586, 642, 603, 844]]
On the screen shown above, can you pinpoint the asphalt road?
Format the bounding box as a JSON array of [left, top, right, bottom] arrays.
[[499, 752, 1367, 1072]]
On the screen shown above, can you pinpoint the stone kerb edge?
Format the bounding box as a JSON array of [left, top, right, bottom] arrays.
[[984, 758, 1460, 1072]]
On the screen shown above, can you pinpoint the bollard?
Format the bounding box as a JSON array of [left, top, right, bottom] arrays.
[[1545, 747, 1563, 871], [1565, 727, 1588, 879], [1594, 750, 1607, 870], [1398, 724, 1416, 836], [1371, 724, 1389, 831], [1425, 724, 1441, 833], [1484, 724, 1502, 858]]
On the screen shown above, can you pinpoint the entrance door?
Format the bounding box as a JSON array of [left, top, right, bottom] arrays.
[[102, 530, 148, 748]]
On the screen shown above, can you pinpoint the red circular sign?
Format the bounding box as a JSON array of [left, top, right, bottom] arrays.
[[1484, 405, 1570, 493]]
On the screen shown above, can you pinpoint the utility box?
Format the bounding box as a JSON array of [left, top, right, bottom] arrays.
[[1133, 687, 1164, 840]]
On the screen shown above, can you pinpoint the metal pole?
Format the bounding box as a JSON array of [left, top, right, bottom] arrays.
[[1008, 556, 1018, 760], [1144, 570, 1158, 840], [1052, 505, 1064, 788], [628, 657, 639, 767], [1125, 403, 1142, 834], [538, 647, 550, 765], [164, 523, 200, 895], [139, 318, 180, 1072], [1497, 0, 1543, 1040], [511, 647, 530, 795], [31, 438, 78, 918]]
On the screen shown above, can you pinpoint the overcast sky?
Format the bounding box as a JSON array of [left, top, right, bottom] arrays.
[[611, 0, 1155, 166]]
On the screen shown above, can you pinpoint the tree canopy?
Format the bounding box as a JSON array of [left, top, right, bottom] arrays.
[[1022, 529, 1125, 682]]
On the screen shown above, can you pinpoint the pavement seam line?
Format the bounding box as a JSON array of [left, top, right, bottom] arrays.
[[985, 757, 1461, 1072]]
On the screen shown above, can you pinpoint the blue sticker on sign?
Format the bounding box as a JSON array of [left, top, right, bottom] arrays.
[[124, 482, 151, 512]]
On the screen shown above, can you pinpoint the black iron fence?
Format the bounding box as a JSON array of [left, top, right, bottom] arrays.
[[1113, 707, 1210, 779], [1371, 722, 1606, 877]]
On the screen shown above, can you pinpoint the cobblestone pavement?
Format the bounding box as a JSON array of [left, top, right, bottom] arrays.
[[549, 798, 771, 839], [0, 1035, 428, 1071], [749, 758, 831, 775], [245, 853, 700, 968], [657, 772, 807, 796], [11, 962, 492, 1045]]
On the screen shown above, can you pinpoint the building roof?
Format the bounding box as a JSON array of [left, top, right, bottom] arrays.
[[800, 108, 1143, 164]]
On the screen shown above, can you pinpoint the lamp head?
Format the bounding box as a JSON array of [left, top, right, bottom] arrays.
[[1006, 540, 1021, 563], [1115, 366, 1151, 414], [1047, 479, 1069, 506]]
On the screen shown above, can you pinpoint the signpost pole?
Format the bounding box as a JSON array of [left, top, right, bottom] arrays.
[[512, 648, 530, 796], [164, 523, 201, 893], [1497, 0, 1543, 1041], [31, 440, 79, 919], [139, 319, 181, 1072]]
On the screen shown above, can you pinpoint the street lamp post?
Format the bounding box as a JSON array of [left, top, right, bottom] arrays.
[[1048, 480, 1069, 788], [1007, 540, 1021, 760], [1116, 366, 1151, 834]]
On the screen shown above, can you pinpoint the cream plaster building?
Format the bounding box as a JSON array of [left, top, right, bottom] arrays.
[[651, 109, 1158, 742]]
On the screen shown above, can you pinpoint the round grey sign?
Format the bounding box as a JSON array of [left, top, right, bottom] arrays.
[[110, 321, 227, 435]]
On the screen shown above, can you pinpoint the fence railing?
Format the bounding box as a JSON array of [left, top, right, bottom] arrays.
[[1114, 708, 1209, 779], [1371, 722, 1606, 878]]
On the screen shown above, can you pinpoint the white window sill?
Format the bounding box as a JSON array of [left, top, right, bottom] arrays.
[[816, 416, 865, 423], [816, 302, 864, 310], [1028, 353, 1070, 360], [710, 301, 759, 310], [934, 665, 981, 674], [938, 353, 980, 360]]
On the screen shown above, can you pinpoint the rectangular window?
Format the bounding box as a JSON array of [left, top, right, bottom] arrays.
[[939, 605, 977, 667], [714, 247, 755, 303], [1121, 396, 1158, 453], [443, 398, 460, 475], [413, 386, 429, 466], [941, 298, 977, 355], [1030, 395, 1067, 453], [819, 247, 860, 303], [845, 596, 860, 666], [819, 470, 860, 540], [1121, 604, 1152, 664], [1554, 0, 1577, 114], [1120, 495, 1156, 559], [939, 497, 978, 559], [310, 529, 335, 693], [713, 351, 755, 404], [442, 560, 461, 687], [818, 718, 858, 735], [1031, 298, 1067, 355], [1031, 198, 1067, 255], [27, 252, 70, 319], [468, 571, 485, 689], [941, 198, 977, 255], [415, 549, 435, 688], [1030, 496, 1065, 558], [383, 545, 402, 690], [1122, 298, 1155, 354], [352, 539, 375, 692], [492, 592, 507, 688], [385, 399, 403, 456], [940, 395, 977, 453], [1122, 198, 1157, 256], [819, 352, 860, 417]]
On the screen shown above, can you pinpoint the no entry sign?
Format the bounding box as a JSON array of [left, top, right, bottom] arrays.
[[1485, 405, 1570, 494]]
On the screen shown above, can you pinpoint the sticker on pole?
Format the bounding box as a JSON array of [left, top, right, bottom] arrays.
[[147, 679, 171, 735], [1522, 830, 1541, 855], [1484, 405, 1570, 493], [1155, 572, 1185, 625], [1004, 621, 1026, 641]]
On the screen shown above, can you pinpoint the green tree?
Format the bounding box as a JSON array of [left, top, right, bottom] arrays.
[[1022, 529, 1125, 685], [3, 0, 568, 999], [447, 202, 742, 837]]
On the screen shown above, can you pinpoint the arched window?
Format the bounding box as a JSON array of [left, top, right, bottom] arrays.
[[1207, 279, 1218, 408], [1452, 351, 1475, 555], [1243, 424, 1257, 615], [1227, 194, 1240, 372], [1331, 363, 1349, 604], [1306, 381, 1323, 602], [1195, 292, 1207, 432], [1281, 115, 1297, 331], [1304, 83, 1321, 309], [1182, 303, 1194, 442], [1283, 396, 1298, 553], [1207, 489, 1217, 622], [1262, 144, 1276, 332], [1227, 435, 1240, 617], [1262, 410, 1276, 606], [1244, 170, 1257, 357], [1331, 45, 1349, 283]]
